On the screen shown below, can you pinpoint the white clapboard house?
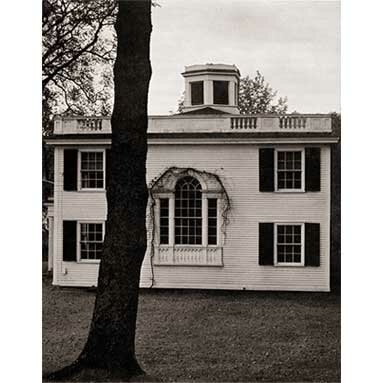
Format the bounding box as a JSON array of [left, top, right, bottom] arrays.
[[45, 63, 339, 291]]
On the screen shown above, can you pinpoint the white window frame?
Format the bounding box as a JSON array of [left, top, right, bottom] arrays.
[[274, 222, 305, 267], [78, 149, 106, 191], [77, 221, 105, 263], [274, 148, 305, 192]]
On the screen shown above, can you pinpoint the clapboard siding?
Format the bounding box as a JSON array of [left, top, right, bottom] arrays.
[[53, 144, 330, 291]]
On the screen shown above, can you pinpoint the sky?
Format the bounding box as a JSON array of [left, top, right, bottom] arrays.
[[149, 0, 340, 114]]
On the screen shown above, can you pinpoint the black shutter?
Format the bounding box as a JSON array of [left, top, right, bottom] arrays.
[[259, 148, 275, 192], [63, 149, 78, 191], [63, 221, 77, 262], [259, 223, 274, 265], [305, 147, 321, 191], [105, 149, 111, 189], [305, 223, 320, 266]]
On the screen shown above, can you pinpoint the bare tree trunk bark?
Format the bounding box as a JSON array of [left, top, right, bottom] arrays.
[[45, 1, 152, 380]]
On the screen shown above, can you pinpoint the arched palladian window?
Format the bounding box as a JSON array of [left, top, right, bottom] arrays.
[[150, 168, 226, 266]]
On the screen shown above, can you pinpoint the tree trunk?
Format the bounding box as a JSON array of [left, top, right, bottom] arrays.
[[80, 0, 152, 371], [46, 1, 152, 379]]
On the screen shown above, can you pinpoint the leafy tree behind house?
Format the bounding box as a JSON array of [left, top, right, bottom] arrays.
[[42, 0, 116, 125], [238, 72, 287, 114]]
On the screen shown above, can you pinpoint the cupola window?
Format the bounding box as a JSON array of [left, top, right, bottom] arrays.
[[213, 80, 229, 105], [190, 81, 204, 105]]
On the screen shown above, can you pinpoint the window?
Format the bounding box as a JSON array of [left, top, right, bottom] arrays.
[[152, 170, 225, 266], [213, 81, 229, 105], [276, 150, 303, 191], [258, 222, 320, 267], [275, 224, 303, 265], [259, 147, 321, 192], [79, 222, 104, 261], [159, 198, 169, 245], [175, 176, 202, 245], [190, 81, 204, 105], [208, 199, 218, 245], [156, 175, 221, 247], [80, 151, 105, 189]]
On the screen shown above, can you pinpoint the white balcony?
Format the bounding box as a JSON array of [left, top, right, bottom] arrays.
[[53, 114, 332, 135]]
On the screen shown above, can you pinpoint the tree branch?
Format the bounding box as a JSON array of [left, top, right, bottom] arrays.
[[52, 78, 80, 114], [42, 7, 114, 89], [58, 72, 95, 104], [85, 48, 114, 62]]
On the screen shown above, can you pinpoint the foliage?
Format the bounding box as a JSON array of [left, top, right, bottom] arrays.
[[238, 72, 288, 114], [176, 91, 185, 114], [42, 0, 117, 135]]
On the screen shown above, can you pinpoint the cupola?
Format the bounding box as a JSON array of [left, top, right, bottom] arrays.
[[181, 63, 241, 114]]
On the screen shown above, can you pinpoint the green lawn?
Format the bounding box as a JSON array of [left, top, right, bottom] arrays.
[[43, 276, 340, 382]]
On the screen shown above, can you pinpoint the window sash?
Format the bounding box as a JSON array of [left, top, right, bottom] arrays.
[[174, 176, 202, 245], [79, 150, 105, 190], [275, 149, 304, 191], [207, 198, 218, 245], [159, 198, 169, 245], [78, 222, 104, 261], [275, 224, 304, 265]]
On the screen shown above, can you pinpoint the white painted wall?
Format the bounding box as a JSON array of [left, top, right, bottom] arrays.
[[52, 143, 331, 291]]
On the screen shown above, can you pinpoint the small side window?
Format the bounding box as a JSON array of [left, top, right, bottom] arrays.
[[208, 198, 218, 245], [159, 198, 169, 245]]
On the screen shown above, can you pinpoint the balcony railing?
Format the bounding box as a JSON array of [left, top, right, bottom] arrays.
[[279, 116, 307, 129], [78, 118, 103, 131], [230, 116, 257, 129], [53, 114, 332, 135], [153, 246, 223, 266]]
